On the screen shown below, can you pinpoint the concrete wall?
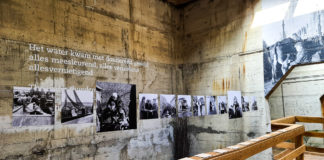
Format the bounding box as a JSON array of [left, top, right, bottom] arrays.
[[0, 0, 181, 159], [269, 63, 324, 147], [0, 0, 276, 159], [179, 0, 272, 159], [269, 64, 324, 120]]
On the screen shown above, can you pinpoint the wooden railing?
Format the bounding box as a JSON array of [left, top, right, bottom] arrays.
[[180, 116, 324, 160]]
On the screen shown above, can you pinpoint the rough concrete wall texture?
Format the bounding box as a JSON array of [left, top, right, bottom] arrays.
[[0, 0, 180, 159], [179, 0, 272, 159], [0, 0, 279, 159], [269, 63, 324, 147]]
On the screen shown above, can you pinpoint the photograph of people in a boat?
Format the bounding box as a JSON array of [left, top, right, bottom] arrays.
[[61, 89, 93, 124], [139, 94, 158, 119], [12, 86, 55, 126], [96, 82, 136, 132]]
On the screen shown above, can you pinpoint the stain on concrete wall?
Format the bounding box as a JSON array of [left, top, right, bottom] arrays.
[[178, 0, 272, 159], [0, 0, 180, 159], [0, 0, 274, 159]]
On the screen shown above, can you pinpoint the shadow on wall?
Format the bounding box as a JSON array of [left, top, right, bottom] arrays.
[[171, 118, 190, 159]]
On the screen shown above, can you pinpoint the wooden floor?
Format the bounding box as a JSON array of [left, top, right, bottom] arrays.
[[304, 152, 324, 160]]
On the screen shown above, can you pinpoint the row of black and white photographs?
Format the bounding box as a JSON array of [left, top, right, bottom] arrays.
[[139, 91, 258, 120], [12, 83, 258, 132]]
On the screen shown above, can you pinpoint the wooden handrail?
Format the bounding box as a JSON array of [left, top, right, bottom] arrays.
[[274, 149, 293, 160], [304, 131, 324, 138], [272, 123, 295, 131], [275, 142, 295, 149], [180, 116, 324, 160], [278, 145, 305, 160], [295, 116, 324, 123]]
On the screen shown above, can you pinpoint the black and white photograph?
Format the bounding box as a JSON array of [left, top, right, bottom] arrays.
[[12, 86, 55, 127], [263, 0, 324, 96], [61, 89, 93, 124], [228, 91, 242, 119], [242, 96, 250, 112], [206, 96, 217, 115], [250, 96, 258, 111], [193, 96, 206, 116], [217, 96, 227, 114], [139, 94, 158, 119], [160, 94, 177, 118], [96, 82, 136, 132], [177, 95, 192, 118]]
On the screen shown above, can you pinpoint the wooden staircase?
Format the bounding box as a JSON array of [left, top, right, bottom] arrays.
[[180, 116, 324, 160]]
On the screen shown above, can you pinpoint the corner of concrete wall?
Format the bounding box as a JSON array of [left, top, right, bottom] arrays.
[[174, 0, 272, 159]]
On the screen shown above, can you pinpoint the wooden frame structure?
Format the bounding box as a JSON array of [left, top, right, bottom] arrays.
[[181, 116, 324, 160]]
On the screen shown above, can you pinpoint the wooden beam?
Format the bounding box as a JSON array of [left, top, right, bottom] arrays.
[[275, 142, 295, 149], [272, 123, 294, 131], [321, 96, 324, 130], [294, 135, 304, 160], [306, 146, 324, 153], [304, 131, 324, 138], [278, 145, 305, 160], [295, 116, 324, 123], [274, 149, 293, 160], [271, 116, 296, 124]]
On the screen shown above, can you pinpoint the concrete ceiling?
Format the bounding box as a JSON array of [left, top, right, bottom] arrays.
[[166, 0, 197, 6]]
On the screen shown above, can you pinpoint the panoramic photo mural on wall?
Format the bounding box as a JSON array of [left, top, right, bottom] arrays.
[[263, 0, 324, 96]]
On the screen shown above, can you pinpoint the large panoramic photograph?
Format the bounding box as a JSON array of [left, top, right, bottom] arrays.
[[263, 0, 324, 95]]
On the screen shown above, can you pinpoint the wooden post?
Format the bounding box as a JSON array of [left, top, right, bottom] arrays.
[[295, 135, 304, 160], [321, 95, 324, 130], [321, 95, 324, 146]]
